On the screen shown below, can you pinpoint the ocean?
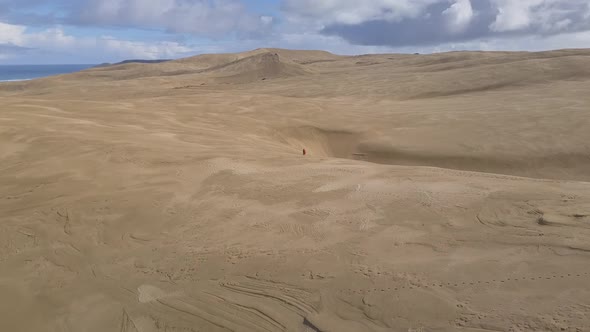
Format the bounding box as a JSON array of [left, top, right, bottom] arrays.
[[0, 64, 95, 82]]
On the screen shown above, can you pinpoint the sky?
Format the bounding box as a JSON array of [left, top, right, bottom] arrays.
[[0, 0, 589, 64]]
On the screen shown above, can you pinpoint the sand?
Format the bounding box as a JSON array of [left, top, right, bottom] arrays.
[[1, 48, 590, 331]]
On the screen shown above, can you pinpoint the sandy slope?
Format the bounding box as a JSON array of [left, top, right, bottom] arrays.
[[1, 48, 590, 332]]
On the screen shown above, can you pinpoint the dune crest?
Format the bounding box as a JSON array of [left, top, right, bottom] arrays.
[[204, 52, 312, 83]]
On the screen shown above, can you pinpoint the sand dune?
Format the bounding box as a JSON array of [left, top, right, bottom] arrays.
[[1, 48, 590, 331], [203, 52, 312, 83], [42, 50, 314, 84]]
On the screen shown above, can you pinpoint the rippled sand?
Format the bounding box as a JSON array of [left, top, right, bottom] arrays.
[[1, 48, 590, 331]]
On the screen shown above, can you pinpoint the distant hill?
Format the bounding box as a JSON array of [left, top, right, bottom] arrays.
[[75, 49, 323, 82], [94, 59, 171, 68]]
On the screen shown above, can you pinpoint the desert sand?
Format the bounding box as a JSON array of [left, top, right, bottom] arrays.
[[1, 48, 590, 331]]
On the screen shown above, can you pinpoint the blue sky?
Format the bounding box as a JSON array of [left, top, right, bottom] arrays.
[[1, 0, 589, 64]]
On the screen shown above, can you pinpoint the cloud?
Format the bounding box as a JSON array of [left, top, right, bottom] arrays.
[[436, 29, 590, 53], [95, 36, 193, 59], [489, 0, 590, 34], [0, 21, 26, 44], [282, 0, 439, 25], [319, 1, 493, 47], [443, 0, 475, 33], [0, 43, 32, 59], [1, 0, 275, 38], [489, 0, 543, 32], [283, 0, 590, 47], [0, 21, 195, 63]]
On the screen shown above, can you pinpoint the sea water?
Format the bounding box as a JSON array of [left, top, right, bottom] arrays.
[[0, 64, 95, 82]]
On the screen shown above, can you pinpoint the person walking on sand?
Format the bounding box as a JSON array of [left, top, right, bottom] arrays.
[[303, 148, 306, 156]]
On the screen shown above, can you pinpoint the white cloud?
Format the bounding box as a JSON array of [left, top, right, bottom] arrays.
[[0, 21, 194, 63], [441, 29, 590, 52], [97, 37, 192, 59], [489, 0, 544, 32], [282, 0, 439, 25], [443, 0, 474, 33], [283, 0, 589, 34], [277, 31, 397, 55], [26, 27, 77, 48], [489, 0, 590, 34], [74, 0, 273, 37], [0, 21, 26, 44], [284, 0, 590, 48]]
